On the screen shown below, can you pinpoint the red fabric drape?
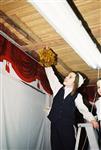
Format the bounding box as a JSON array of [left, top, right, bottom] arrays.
[[84, 86, 96, 101], [0, 34, 52, 94], [80, 86, 96, 102]]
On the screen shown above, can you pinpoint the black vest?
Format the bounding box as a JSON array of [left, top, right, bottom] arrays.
[[48, 87, 78, 125]]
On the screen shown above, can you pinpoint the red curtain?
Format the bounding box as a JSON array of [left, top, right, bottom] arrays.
[[0, 34, 52, 95], [80, 86, 96, 102], [84, 86, 96, 101]]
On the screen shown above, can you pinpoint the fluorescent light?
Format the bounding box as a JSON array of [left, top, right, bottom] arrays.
[[28, 0, 101, 69]]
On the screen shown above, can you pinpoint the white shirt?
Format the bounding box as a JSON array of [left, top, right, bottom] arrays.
[[95, 97, 101, 121], [45, 67, 95, 122]]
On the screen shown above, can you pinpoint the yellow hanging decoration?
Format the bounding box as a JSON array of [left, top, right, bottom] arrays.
[[38, 47, 57, 67]]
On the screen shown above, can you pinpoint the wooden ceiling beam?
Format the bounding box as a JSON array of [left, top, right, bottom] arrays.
[[58, 58, 72, 72], [10, 14, 43, 43], [0, 23, 27, 46], [0, 10, 36, 43]]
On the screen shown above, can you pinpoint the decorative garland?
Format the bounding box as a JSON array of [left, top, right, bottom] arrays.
[[0, 34, 53, 94]]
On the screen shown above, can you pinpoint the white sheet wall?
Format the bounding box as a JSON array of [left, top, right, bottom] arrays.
[[0, 60, 52, 150]]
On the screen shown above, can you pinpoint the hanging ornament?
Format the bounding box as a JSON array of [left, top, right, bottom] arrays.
[[37, 80, 40, 89], [5, 61, 10, 73], [38, 47, 57, 67]]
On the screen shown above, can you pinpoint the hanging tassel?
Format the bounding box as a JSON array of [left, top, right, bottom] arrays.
[[5, 61, 10, 73], [37, 80, 40, 89]]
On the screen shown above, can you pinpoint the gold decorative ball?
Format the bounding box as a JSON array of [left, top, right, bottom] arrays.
[[38, 47, 57, 67]]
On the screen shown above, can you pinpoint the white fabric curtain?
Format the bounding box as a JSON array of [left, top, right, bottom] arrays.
[[0, 61, 52, 150]]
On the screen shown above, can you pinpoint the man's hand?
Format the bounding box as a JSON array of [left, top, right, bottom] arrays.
[[90, 120, 99, 128]]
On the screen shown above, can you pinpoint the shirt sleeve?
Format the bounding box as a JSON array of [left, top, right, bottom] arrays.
[[75, 93, 95, 121], [45, 67, 62, 97]]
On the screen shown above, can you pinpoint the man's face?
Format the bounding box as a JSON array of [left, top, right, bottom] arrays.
[[97, 80, 101, 96]]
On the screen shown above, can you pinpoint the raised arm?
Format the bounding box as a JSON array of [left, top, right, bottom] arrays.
[[45, 67, 62, 97]]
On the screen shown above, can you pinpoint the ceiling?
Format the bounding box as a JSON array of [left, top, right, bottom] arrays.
[[0, 0, 101, 84]]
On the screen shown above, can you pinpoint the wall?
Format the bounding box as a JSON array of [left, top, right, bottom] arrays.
[[0, 61, 51, 150]]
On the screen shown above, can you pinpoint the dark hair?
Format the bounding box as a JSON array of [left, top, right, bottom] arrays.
[[71, 71, 79, 95]]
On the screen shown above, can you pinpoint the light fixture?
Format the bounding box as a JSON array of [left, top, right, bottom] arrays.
[[28, 0, 101, 69]]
